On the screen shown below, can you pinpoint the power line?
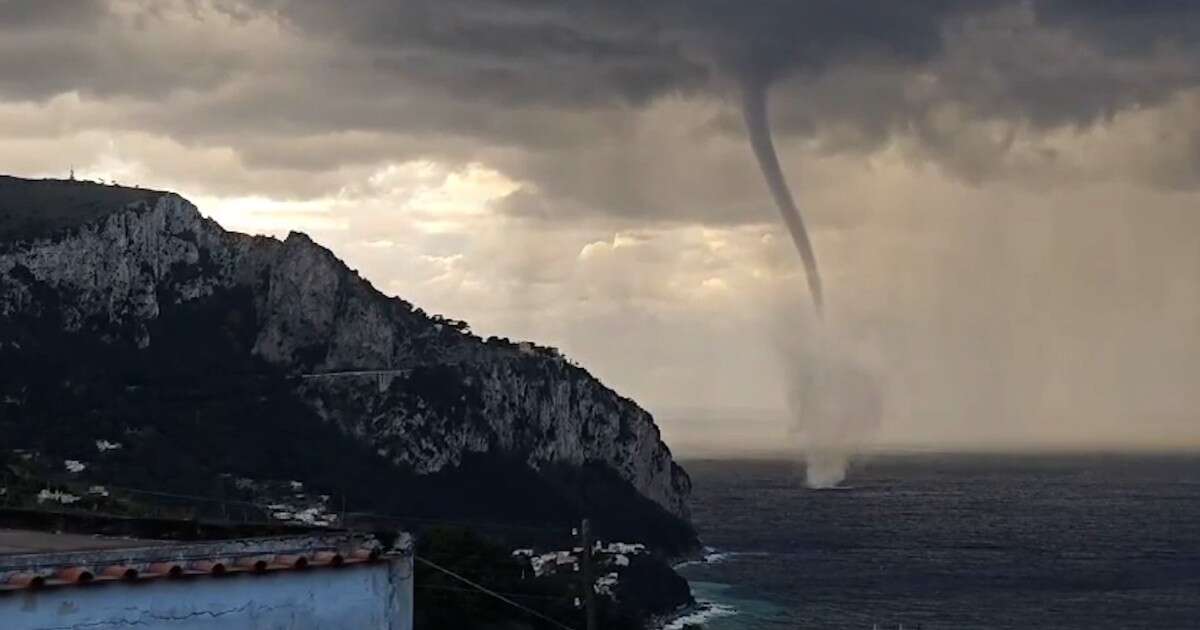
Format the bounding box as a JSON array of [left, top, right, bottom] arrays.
[[345, 511, 572, 536], [416, 555, 579, 630], [299, 369, 410, 379], [415, 584, 565, 602], [103, 485, 265, 509], [7, 475, 576, 542], [22, 478, 573, 537]]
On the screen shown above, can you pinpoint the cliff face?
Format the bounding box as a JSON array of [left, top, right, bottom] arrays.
[[0, 178, 691, 524]]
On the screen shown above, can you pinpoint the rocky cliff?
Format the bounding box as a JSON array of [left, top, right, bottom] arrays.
[[0, 175, 694, 549]]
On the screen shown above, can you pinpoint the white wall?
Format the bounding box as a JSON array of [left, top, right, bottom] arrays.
[[1, 559, 413, 630]]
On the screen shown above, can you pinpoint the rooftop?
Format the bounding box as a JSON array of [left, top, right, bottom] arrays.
[[0, 523, 407, 592], [0, 529, 170, 554]]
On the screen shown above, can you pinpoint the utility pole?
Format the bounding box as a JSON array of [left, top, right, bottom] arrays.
[[581, 518, 597, 630]]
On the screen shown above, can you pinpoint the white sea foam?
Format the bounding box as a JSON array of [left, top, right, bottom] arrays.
[[662, 602, 738, 629], [675, 548, 769, 570]]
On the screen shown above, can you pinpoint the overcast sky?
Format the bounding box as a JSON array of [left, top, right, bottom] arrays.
[[3, 0, 1200, 454]]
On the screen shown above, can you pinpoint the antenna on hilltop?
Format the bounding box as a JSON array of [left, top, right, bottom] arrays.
[[69, 166, 75, 181]]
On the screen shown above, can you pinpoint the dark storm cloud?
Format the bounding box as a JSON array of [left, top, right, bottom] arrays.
[[1033, 0, 1200, 54], [238, 0, 704, 109], [6, 1, 1200, 130], [232, 1, 1200, 186], [0, 0, 104, 28], [0, 0, 247, 101], [251, 1, 1200, 112], [251, 0, 992, 105], [3, 0, 1200, 211], [968, 1, 1200, 127]]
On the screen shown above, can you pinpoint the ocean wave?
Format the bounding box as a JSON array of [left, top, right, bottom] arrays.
[[662, 601, 738, 629], [703, 550, 733, 563], [674, 549, 766, 569]]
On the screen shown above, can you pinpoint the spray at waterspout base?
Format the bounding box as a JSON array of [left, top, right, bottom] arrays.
[[803, 450, 851, 489], [783, 328, 884, 490]]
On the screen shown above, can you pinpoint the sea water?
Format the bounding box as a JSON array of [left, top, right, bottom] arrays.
[[671, 454, 1200, 629]]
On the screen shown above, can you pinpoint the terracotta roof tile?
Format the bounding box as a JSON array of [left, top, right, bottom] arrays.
[[0, 530, 404, 593]]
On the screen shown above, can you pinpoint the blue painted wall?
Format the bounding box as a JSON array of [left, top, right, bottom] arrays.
[[1, 559, 413, 630]]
